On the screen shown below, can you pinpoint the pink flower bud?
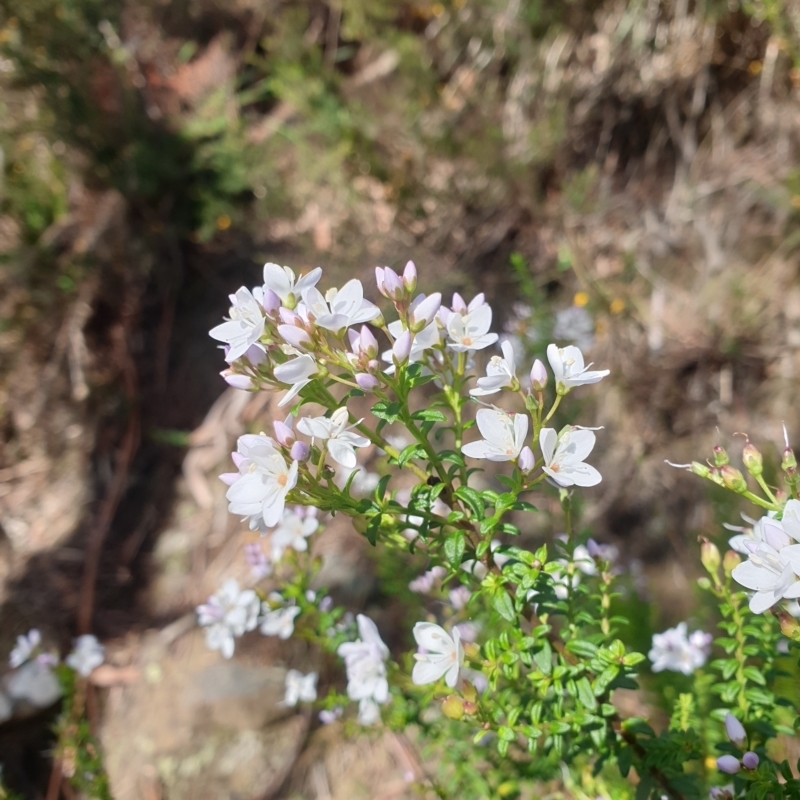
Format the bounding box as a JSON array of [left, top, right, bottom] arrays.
[[392, 330, 413, 364], [356, 373, 379, 391], [403, 260, 417, 292], [409, 293, 441, 332], [273, 419, 295, 446], [290, 441, 310, 462], [359, 326, 379, 358], [261, 288, 281, 316], [375, 266, 386, 296], [742, 752, 759, 770], [452, 292, 467, 314], [221, 370, 253, 390], [518, 446, 534, 473], [231, 452, 245, 469], [219, 472, 240, 486], [716, 756, 740, 775], [279, 307, 300, 325], [725, 713, 746, 747], [530, 359, 548, 391], [376, 266, 403, 299], [278, 324, 311, 349], [244, 344, 266, 366]]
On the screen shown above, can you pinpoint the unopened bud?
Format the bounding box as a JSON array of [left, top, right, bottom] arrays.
[[461, 681, 477, 703], [713, 445, 730, 467], [723, 549, 742, 575], [358, 326, 379, 358], [786, 466, 799, 488], [261, 288, 281, 316], [724, 713, 746, 747], [355, 373, 379, 392], [221, 370, 253, 390], [408, 293, 441, 333], [273, 419, 295, 446], [289, 441, 310, 462], [244, 344, 267, 366], [518, 446, 534, 474], [700, 540, 721, 576], [451, 292, 467, 314], [392, 330, 413, 365], [530, 359, 548, 392], [783, 447, 797, 472], [402, 260, 417, 293], [742, 441, 763, 477], [442, 695, 464, 720], [462, 701, 479, 716], [278, 324, 311, 349], [690, 462, 711, 479], [779, 612, 800, 641], [716, 755, 740, 775], [720, 465, 747, 493], [742, 752, 759, 770], [376, 266, 404, 300]]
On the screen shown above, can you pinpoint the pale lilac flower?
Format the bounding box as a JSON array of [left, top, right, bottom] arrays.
[[546, 344, 609, 394], [210, 287, 266, 363], [65, 635, 105, 677], [455, 622, 481, 644], [274, 353, 317, 407], [337, 615, 390, 713], [726, 513, 768, 555], [221, 370, 254, 390], [449, 586, 471, 611], [302, 280, 380, 333], [225, 434, 298, 529], [530, 359, 548, 391], [539, 426, 601, 487], [375, 266, 405, 300], [260, 605, 301, 639], [196, 578, 260, 659], [409, 566, 446, 593], [411, 623, 464, 688], [271, 509, 319, 560], [245, 542, 273, 580], [290, 440, 310, 461], [262, 263, 322, 310], [648, 622, 710, 675], [445, 303, 498, 352], [470, 340, 518, 396], [319, 706, 343, 724], [742, 752, 759, 770], [296, 407, 370, 469], [731, 541, 800, 613], [462, 408, 528, 462], [10, 629, 41, 669], [283, 670, 317, 706]]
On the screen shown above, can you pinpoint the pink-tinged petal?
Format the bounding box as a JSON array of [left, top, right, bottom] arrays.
[[219, 472, 240, 486], [539, 428, 557, 464], [763, 519, 791, 550]]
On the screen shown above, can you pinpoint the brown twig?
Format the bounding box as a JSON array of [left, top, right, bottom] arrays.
[[44, 757, 63, 800]]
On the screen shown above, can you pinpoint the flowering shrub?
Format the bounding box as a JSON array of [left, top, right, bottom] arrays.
[[8, 261, 800, 799]]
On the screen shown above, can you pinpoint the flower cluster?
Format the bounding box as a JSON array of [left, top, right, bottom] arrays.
[[647, 622, 711, 675], [337, 615, 390, 724]]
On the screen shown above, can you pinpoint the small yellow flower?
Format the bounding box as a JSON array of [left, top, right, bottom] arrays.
[[749, 60, 763, 75], [705, 756, 718, 770], [216, 214, 232, 231], [791, 195, 800, 209], [573, 291, 590, 307], [431, 3, 445, 16], [610, 297, 625, 314]]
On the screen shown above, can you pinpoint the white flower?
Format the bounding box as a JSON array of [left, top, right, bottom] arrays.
[[384, 319, 441, 371], [283, 669, 317, 706], [409, 565, 446, 593], [726, 513, 768, 554], [462, 408, 528, 462], [539, 427, 601, 487], [296, 407, 370, 469], [65, 634, 105, 677], [274, 353, 317, 407], [470, 340, 518, 396], [260, 605, 301, 639], [732, 542, 800, 614], [225, 434, 298, 529], [648, 622, 711, 675], [302, 280, 380, 333], [262, 263, 322, 309], [319, 706, 344, 724], [10, 629, 41, 669], [271, 509, 319, 560], [196, 578, 261, 659], [337, 615, 390, 709], [546, 344, 609, 393], [446, 304, 498, 352], [411, 622, 464, 688], [358, 697, 381, 725], [209, 287, 266, 363]]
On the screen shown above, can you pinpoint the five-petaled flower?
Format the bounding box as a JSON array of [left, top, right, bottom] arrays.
[[303, 280, 380, 333], [209, 287, 266, 363], [470, 340, 518, 396], [283, 670, 318, 706], [546, 344, 609, 394], [262, 263, 322, 310], [196, 578, 260, 659], [65, 634, 106, 677], [297, 407, 371, 469], [462, 408, 528, 462], [411, 622, 464, 688], [260, 605, 302, 639], [539, 426, 602, 487]]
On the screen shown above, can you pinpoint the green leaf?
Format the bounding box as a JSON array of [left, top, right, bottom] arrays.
[[371, 400, 402, 423], [411, 408, 447, 423], [493, 591, 516, 622], [743, 666, 766, 686], [444, 531, 465, 567], [534, 640, 553, 675], [454, 486, 486, 518], [374, 474, 391, 501], [577, 676, 597, 710], [565, 640, 598, 658], [396, 443, 427, 467]]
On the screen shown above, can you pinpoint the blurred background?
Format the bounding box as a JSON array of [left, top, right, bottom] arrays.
[[1, 0, 800, 797]]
